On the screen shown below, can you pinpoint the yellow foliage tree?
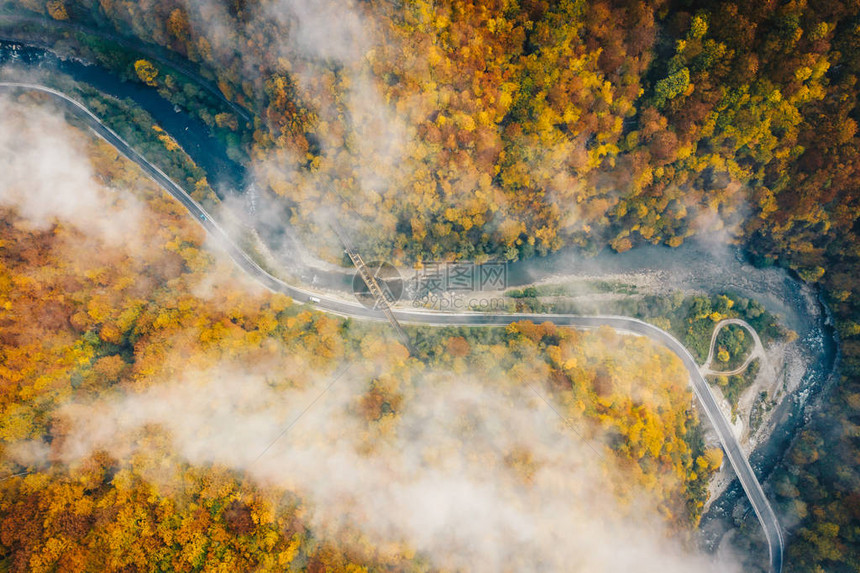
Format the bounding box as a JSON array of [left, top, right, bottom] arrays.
[[134, 60, 159, 87]]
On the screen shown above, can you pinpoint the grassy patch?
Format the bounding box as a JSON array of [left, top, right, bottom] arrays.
[[710, 359, 760, 416], [503, 287, 791, 363]]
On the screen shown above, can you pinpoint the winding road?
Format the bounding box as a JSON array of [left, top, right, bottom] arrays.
[[0, 82, 784, 573], [702, 318, 771, 377]]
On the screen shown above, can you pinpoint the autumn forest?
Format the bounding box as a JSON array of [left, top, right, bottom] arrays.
[[1, 0, 860, 571]]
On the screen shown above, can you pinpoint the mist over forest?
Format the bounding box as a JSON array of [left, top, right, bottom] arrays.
[[1, 1, 860, 572]]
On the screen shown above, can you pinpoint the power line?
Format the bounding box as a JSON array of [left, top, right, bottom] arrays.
[[250, 363, 353, 467], [524, 382, 606, 461]]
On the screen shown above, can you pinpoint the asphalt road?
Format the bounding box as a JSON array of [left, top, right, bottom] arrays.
[[0, 82, 784, 573]]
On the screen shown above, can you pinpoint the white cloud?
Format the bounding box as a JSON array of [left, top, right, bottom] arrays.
[[0, 95, 141, 242], [55, 363, 738, 572]]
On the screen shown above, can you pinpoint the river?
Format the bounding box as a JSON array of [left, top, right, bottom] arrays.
[[0, 39, 246, 192]]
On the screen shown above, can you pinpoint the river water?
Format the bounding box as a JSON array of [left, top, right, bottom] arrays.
[[0, 39, 246, 191], [0, 36, 840, 562]]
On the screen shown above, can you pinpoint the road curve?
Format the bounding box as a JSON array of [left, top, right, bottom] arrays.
[[0, 82, 784, 573], [702, 318, 768, 377]]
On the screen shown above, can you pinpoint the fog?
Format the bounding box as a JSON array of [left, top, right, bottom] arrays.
[[50, 360, 736, 573], [165, 0, 753, 277], [0, 93, 142, 243]]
